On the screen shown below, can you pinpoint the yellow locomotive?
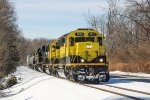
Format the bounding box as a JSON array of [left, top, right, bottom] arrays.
[[28, 28, 110, 83]]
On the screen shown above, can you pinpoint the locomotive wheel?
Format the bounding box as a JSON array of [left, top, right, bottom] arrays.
[[34, 66, 37, 70], [48, 68, 52, 75], [98, 71, 110, 82], [72, 74, 78, 82], [94, 79, 100, 84], [104, 72, 110, 82], [55, 68, 59, 77], [37, 66, 42, 72], [35, 66, 39, 71], [42, 66, 46, 73], [68, 67, 78, 82], [52, 70, 55, 76], [52, 68, 58, 76], [31, 66, 34, 69], [29, 66, 34, 69], [37, 66, 41, 72], [32, 66, 35, 70], [64, 66, 70, 79]]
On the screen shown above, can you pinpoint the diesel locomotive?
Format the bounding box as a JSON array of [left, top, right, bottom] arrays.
[[27, 28, 110, 83]]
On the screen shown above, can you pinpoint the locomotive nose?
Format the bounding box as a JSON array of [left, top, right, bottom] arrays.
[[86, 42, 93, 49], [75, 42, 99, 62]]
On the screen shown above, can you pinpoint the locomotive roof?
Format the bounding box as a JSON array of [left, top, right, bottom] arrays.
[[58, 33, 70, 40], [58, 28, 95, 40]]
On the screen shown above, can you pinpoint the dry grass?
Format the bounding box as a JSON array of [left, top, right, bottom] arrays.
[[109, 61, 150, 74], [109, 41, 150, 74]]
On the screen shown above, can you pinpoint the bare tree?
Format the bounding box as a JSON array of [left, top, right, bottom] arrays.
[[17, 36, 53, 65], [0, 0, 20, 77], [86, 11, 107, 36], [85, 0, 150, 73]]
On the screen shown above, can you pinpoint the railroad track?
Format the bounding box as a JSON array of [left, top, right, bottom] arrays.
[[80, 84, 144, 100], [43, 69, 150, 100], [100, 83, 150, 95], [55, 75, 150, 100]]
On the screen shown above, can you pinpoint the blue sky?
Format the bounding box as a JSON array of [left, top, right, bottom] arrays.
[[12, 0, 108, 39]]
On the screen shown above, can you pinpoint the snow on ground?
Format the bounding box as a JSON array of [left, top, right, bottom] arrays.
[[105, 77, 150, 93], [1, 66, 122, 100], [0, 66, 150, 100], [110, 71, 150, 78], [108, 71, 150, 94]]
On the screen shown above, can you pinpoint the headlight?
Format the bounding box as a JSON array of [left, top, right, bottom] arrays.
[[86, 45, 92, 49], [99, 58, 103, 62], [81, 59, 84, 62]]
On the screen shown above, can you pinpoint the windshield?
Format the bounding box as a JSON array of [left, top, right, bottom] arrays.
[[86, 37, 95, 42], [75, 37, 86, 42], [75, 37, 95, 42]]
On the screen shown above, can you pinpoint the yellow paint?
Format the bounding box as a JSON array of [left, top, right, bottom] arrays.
[[44, 29, 108, 68], [59, 29, 106, 62]]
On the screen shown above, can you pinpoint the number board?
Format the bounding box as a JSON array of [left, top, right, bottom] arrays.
[[75, 32, 84, 36], [88, 32, 96, 36]]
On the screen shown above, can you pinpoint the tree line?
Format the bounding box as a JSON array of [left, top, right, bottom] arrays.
[[0, 0, 20, 78], [0, 0, 52, 79], [86, 0, 150, 73]]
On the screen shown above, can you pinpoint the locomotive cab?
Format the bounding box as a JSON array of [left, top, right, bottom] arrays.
[[57, 29, 110, 83], [42, 45, 49, 64]]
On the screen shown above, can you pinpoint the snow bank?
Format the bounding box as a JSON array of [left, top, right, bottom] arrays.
[[110, 71, 150, 78]]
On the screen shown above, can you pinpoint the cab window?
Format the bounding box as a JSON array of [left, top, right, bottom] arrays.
[[69, 37, 74, 46], [97, 37, 102, 46], [75, 37, 86, 42], [86, 37, 95, 42], [58, 38, 65, 47], [46, 45, 49, 52]]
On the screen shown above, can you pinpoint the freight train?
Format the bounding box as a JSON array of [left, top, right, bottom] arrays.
[[27, 28, 110, 83]]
